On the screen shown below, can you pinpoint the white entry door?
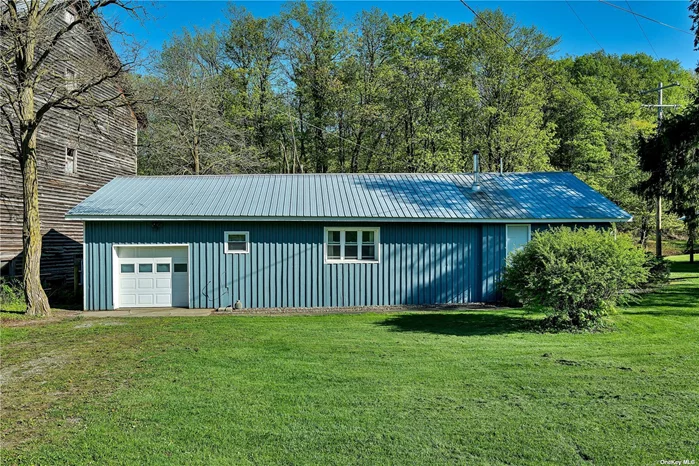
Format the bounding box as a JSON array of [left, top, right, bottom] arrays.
[[115, 246, 189, 309], [506, 224, 531, 258]]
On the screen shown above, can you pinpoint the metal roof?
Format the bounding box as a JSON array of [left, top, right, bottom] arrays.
[[66, 172, 632, 223]]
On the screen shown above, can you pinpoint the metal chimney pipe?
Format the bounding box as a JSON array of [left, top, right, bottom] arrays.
[[500, 158, 503, 176], [472, 150, 481, 192]]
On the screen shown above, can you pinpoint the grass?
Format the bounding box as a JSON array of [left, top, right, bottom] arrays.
[[645, 238, 695, 257], [1, 260, 698, 465]]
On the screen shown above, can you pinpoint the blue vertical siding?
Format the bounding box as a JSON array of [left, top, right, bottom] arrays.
[[84, 221, 514, 310]]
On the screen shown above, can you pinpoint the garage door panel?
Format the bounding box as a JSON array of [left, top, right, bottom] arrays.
[[120, 278, 137, 290], [138, 278, 154, 288], [121, 294, 136, 306], [155, 294, 171, 305], [137, 294, 155, 305], [116, 247, 189, 309], [156, 278, 171, 289]]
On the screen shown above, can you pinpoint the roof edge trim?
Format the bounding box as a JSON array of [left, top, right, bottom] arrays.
[[66, 215, 633, 223]]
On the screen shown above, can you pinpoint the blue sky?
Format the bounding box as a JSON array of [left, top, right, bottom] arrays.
[[113, 1, 697, 70]]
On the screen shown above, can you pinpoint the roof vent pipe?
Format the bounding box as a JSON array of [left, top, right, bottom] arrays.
[[472, 150, 481, 192], [500, 158, 504, 176]]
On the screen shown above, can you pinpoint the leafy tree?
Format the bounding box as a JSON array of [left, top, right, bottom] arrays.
[[138, 29, 259, 175], [224, 6, 284, 155], [636, 1, 699, 261], [282, 0, 345, 173]]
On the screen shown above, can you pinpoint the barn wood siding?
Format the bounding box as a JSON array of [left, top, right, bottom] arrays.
[[0, 11, 138, 286]]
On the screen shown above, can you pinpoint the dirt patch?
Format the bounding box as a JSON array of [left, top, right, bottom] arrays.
[[74, 321, 127, 329], [1, 310, 81, 327], [0, 353, 70, 386]]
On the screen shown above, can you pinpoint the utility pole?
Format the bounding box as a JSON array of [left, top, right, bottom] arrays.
[[640, 81, 680, 258]]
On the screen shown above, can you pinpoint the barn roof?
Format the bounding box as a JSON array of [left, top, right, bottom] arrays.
[[66, 172, 632, 223]]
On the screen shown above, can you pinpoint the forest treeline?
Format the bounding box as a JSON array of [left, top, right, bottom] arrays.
[[134, 1, 697, 240]]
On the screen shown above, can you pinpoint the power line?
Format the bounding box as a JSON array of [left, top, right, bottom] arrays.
[[624, 0, 660, 59], [598, 0, 693, 36], [458, 0, 597, 114], [565, 0, 605, 52]]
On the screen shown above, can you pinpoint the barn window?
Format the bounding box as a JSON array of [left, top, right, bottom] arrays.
[[224, 231, 249, 254], [324, 228, 380, 263], [65, 148, 77, 174], [65, 68, 77, 91], [63, 8, 76, 24]]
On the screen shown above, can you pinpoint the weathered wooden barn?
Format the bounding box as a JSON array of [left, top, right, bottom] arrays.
[[0, 2, 140, 288], [66, 172, 631, 310]]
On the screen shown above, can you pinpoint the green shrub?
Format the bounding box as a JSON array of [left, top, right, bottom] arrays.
[[642, 252, 671, 287], [501, 227, 648, 329], [0, 278, 26, 312]]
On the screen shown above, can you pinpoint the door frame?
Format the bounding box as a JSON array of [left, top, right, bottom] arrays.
[[112, 244, 190, 309]]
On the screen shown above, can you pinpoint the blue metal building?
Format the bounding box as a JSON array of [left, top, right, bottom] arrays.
[[67, 173, 631, 310]]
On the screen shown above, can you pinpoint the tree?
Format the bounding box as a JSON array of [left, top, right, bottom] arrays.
[[224, 6, 283, 155], [636, 1, 699, 262], [442, 10, 558, 173], [138, 28, 260, 175], [1, 0, 141, 315], [282, 0, 345, 173]]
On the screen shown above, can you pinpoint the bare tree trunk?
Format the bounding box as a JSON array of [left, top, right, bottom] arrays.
[[192, 115, 200, 174], [19, 93, 50, 316], [13, 5, 50, 316]]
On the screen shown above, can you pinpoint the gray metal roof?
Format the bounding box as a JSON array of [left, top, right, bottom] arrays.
[[66, 172, 632, 223]]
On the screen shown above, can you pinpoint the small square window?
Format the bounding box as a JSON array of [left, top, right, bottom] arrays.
[[65, 148, 77, 174], [120, 264, 135, 273], [225, 231, 249, 254], [174, 263, 187, 273], [156, 263, 170, 273], [139, 263, 153, 273]]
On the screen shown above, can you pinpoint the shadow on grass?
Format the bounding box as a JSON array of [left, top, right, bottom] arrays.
[[670, 261, 699, 275], [376, 312, 535, 336]]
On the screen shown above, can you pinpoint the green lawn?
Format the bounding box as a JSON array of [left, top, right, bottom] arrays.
[[1, 259, 698, 465]]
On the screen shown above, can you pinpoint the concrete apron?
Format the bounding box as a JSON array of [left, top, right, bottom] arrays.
[[86, 308, 212, 318]]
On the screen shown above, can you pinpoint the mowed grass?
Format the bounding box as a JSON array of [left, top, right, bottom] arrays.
[[1, 259, 698, 465]]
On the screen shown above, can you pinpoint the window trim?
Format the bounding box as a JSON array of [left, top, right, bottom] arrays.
[[65, 147, 77, 174], [505, 224, 531, 257], [324, 227, 380, 264], [64, 8, 76, 24], [224, 231, 250, 254], [65, 67, 77, 91]]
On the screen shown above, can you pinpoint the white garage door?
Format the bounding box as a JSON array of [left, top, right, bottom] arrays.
[[116, 246, 189, 308]]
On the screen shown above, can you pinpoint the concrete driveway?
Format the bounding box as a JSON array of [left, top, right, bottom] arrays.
[[86, 308, 212, 318]]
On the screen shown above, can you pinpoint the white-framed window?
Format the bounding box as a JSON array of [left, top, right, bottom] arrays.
[[65, 68, 77, 91], [64, 8, 76, 24], [506, 224, 531, 258], [65, 147, 77, 174], [224, 231, 249, 254], [324, 227, 380, 263]]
